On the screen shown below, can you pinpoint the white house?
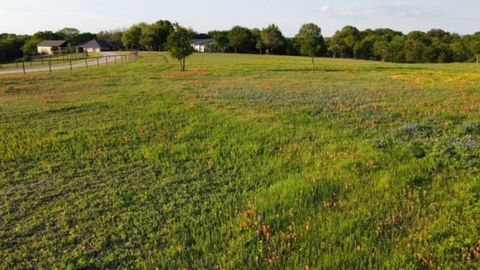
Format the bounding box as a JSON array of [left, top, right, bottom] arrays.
[[192, 39, 215, 53], [77, 39, 116, 53], [37, 40, 69, 55]]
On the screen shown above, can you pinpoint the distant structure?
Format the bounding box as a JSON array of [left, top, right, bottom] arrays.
[[37, 40, 69, 55], [77, 39, 116, 53], [191, 39, 215, 53]]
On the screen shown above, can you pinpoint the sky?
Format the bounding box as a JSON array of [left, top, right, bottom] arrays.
[[0, 0, 479, 37]]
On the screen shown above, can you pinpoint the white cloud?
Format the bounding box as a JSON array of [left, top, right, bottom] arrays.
[[318, 3, 429, 19], [320, 5, 330, 12]]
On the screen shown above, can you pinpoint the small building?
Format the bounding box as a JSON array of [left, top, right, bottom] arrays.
[[77, 39, 115, 53], [192, 39, 215, 53], [37, 40, 69, 55]]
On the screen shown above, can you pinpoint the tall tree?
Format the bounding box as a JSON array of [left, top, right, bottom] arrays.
[[167, 24, 194, 71], [228, 26, 250, 53], [330, 26, 361, 58], [373, 40, 390, 62], [389, 36, 406, 62], [260, 24, 284, 54], [122, 25, 142, 50], [404, 31, 430, 63], [469, 36, 480, 63], [250, 28, 264, 54], [56, 28, 80, 43], [97, 30, 124, 43], [139, 20, 174, 51], [0, 34, 27, 62], [209, 30, 229, 52], [295, 23, 324, 69], [354, 35, 376, 59]]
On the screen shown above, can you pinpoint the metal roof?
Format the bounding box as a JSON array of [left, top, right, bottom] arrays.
[[37, 40, 68, 47], [192, 39, 214, 45], [77, 39, 113, 49]]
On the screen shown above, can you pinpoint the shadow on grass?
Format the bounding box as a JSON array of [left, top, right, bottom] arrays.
[[369, 66, 428, 71], [267, 68, 343, 72], [267, 66, 428, 73]]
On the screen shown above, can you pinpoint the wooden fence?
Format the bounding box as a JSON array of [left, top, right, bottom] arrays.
[[0, 52, 139, 75]]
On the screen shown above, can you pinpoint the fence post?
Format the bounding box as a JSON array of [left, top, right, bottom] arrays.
[[48, 60, 52, 73], [22, 61, 26, 75], [97, 58, 100, 68], [105, 56, 108, 65], [85, 58, 88, 69], [69, 59, 72, 71], [114, 55, 117, 64]]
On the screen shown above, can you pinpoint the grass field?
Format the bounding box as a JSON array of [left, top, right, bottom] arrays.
[[1, 52, 480, 269]]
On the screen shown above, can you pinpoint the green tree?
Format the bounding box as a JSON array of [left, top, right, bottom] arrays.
[[469, 37, 480, 63], [373, 40, 390, 62], [139, 20, 173, 51], [228, 26, 251, 53], [122, 25, 142, 50], [209, 30, 229, 52], [389, 36, 406, 62], [0, 34, 27, 62], [295, 23, 324, 69], [450, 40, 471, 62], [330, 26, 361, 58], [260, 24, 284, 54], [56, 28, 80, 43], [250, 28, 265, 54], [328, 42, 342, 58], [355, 35, 376, 59], [98, 30, 124, 44], [167, 24, 194, 71], [404, 31, 430, 63], [21, 37, 42, 55]]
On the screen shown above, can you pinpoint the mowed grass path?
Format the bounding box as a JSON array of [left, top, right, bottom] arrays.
[[1, 53, 480, 269]]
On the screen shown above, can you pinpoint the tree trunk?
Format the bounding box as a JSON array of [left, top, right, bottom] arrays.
[[311, 57, 315, 71], [235, 48, 237, 54], [182, 58, 186, 71], [477, 54, 479, 64]]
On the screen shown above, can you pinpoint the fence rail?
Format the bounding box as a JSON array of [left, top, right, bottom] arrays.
[[0, 52, 139, 75]]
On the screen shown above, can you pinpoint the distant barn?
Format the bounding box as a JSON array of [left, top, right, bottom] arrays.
[[192, 39, 215, 53], [77, 39, 116, 53], [37, 40, 69, 55]]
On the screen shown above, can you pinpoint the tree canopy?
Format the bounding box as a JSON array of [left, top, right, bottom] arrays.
[[167, 24, 194, 71], [260, 24, 284, 54], [295, 23, 324, 69], [228, 26, 252, 54]]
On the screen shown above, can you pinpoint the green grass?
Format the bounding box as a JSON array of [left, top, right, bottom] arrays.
[[1, 52, 480, 269]]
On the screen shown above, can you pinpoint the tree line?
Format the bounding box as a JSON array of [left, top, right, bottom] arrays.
[[1, 21, 480, 64], [206, 25, 480, 64]]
